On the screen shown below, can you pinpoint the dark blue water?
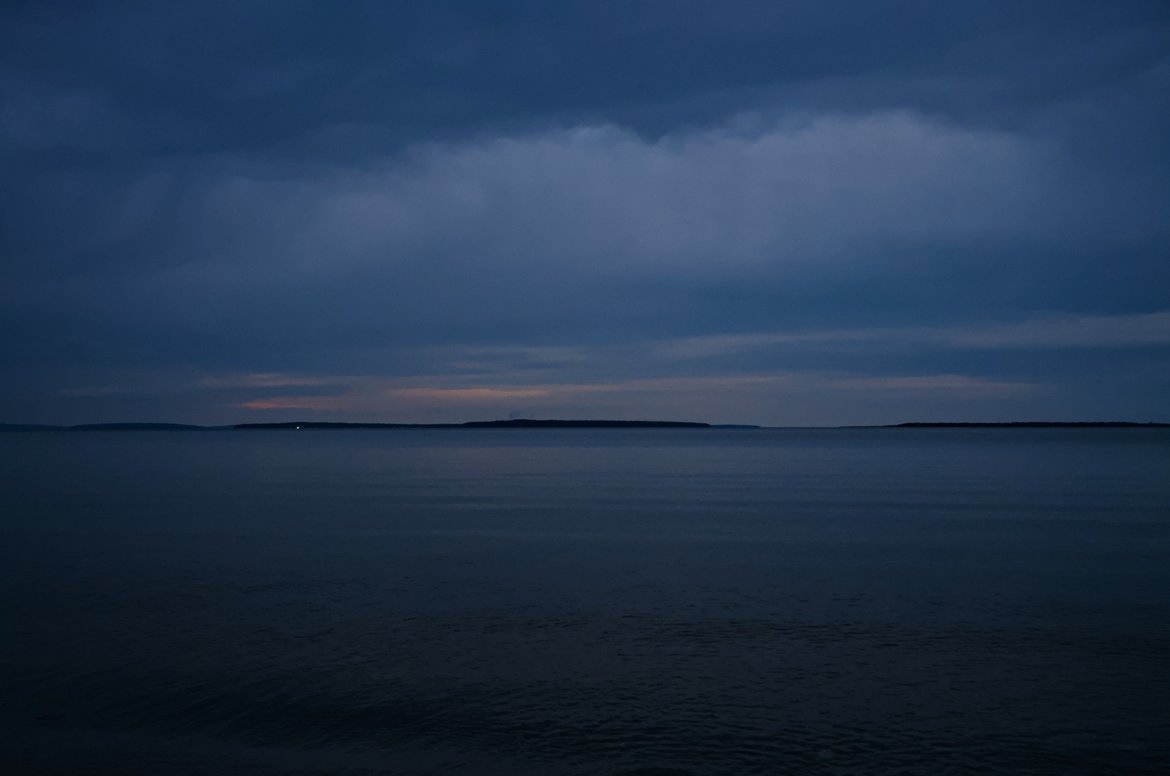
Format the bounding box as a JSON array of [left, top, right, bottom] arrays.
[[2, 429, 1168, 774]]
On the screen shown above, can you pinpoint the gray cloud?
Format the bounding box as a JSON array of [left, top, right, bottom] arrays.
[[1, 1, 1167, 423]]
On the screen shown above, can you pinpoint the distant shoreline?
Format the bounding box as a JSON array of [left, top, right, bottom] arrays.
[[0, 419, 715, 432], [881, 422, 1170, 429], [236, 419, 713, 430], [2, 419, 1167, 432]]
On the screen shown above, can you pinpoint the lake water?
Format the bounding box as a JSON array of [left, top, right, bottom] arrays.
[[2, 428, 1168, 774]]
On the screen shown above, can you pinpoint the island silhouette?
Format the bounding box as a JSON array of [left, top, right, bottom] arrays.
[[1, 420, 1167, 432], [0, 419, 715, 431], [235, 419, 712, 430]]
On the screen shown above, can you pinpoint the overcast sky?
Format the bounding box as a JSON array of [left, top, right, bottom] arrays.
[[2, 1, 1168, 425]]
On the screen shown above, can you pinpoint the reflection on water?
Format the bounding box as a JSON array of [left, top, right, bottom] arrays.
[[2, 429, 1169, 774]]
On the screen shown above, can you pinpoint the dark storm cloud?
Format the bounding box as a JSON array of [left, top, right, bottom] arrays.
[[1, 1, 1168, 423], [5, 1, 1167, 158]]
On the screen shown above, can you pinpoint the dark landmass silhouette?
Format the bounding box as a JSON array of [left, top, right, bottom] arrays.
[[886, 421, 1170, 428], [235, 422, 418, 430], [71, 422, 213, 431], [236, 419, 711, 430], [0, 422, 219, 431], [0, 419, 712, 431], [464, 419, 709, 428], [2, 420, 1166, 432]]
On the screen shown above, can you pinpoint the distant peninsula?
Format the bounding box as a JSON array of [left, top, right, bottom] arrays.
[[0, 419, 714, 432], [884, 421, 1170, 428], [2, 419, 1166, 432], [236, 419, 712, 430]]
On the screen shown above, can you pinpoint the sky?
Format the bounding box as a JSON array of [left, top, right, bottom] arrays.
[[1, 1, 1168, 426]]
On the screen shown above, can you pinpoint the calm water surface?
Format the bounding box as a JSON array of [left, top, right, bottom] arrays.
[[2, 429, 1168, 774]]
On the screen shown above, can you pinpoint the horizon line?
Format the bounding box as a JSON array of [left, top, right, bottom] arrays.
[[3, 419, 1169, 432]]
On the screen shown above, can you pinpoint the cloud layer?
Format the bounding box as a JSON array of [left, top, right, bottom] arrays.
[[1, 1, 1167, 423]]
